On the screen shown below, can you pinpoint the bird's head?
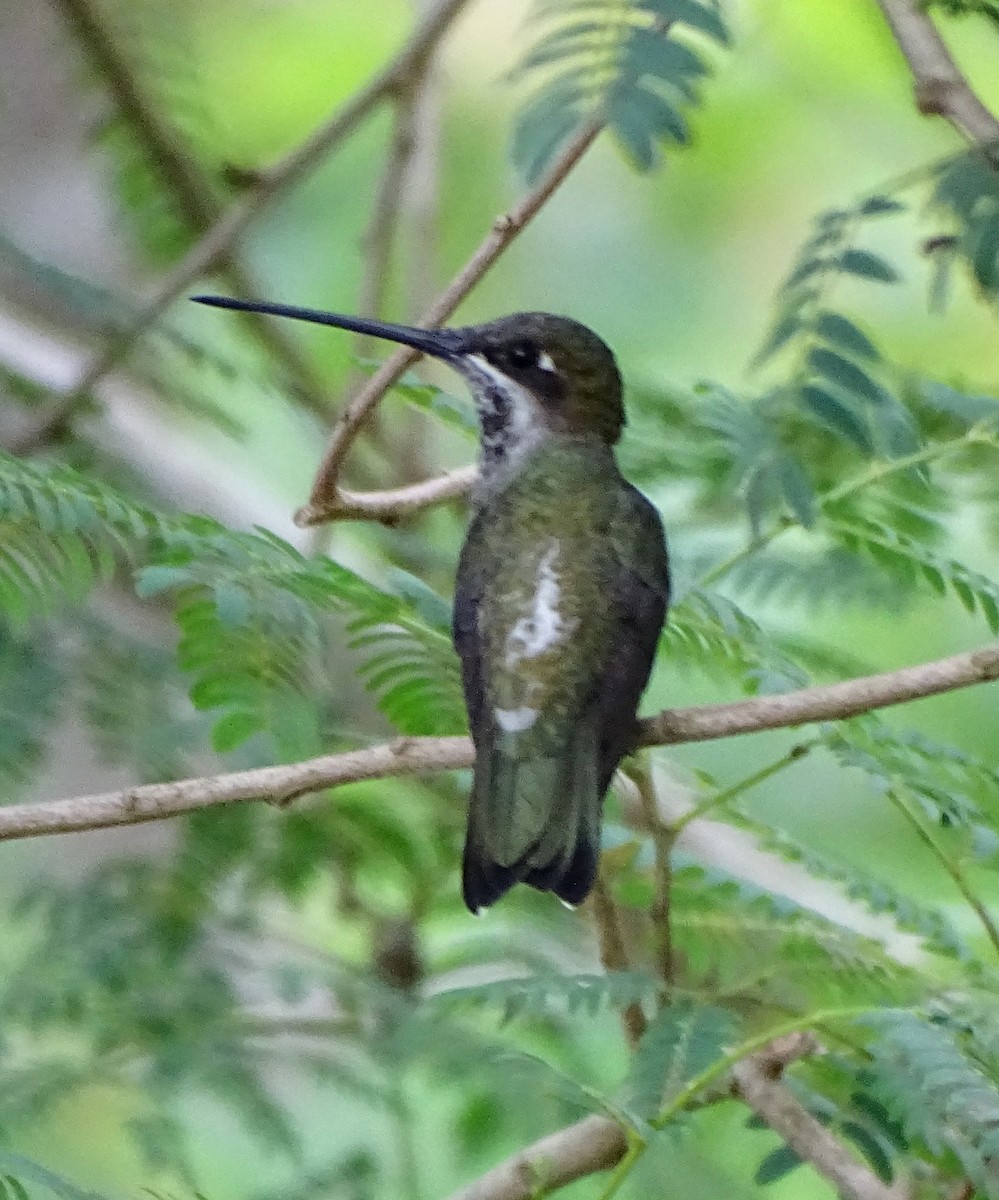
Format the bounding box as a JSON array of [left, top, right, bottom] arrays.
[[192, 298, 624, 453]]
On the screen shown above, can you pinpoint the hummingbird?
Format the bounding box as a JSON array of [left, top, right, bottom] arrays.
[[192, 295, 671, 913]]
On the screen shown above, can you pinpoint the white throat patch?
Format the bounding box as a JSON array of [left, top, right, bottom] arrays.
[[462, 354, 544, 490]]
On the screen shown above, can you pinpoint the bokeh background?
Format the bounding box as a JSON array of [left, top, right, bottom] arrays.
[[2, 1, 999, 1197]]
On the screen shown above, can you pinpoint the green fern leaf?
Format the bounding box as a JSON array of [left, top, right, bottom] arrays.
[[865, 1009, 999, 1195], [824, 716, 999, 868], [669, 858, 920, 1006], [0, 627, 61, 792], [662, 589, 809, 691], [432, 971, 660, 1024], [824, 513, 999, 633], [0, 456, 465, 752], [620, 1000, 738, 1120], [139, 527, 466, 749], [728, 811, 973, 963], [512, 0, 727, 180]]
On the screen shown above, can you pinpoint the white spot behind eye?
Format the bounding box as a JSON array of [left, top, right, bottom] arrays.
[[538, 351, 556, 374]]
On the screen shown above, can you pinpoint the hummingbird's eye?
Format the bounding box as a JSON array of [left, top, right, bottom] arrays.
[[505, 341, 538, 370]]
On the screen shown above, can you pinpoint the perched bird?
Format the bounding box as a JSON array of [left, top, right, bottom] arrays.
[[193, 296, 670, 913]]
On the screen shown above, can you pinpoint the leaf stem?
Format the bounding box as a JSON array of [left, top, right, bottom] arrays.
[[820, 426, 993, 505], [670, 740, 817, 832], [631, 760, 676, 987], [597, 1006, 879, 1197], [886, 786, 999, 961], [651, 1006, 877, 1129], [592, 1134, 645, 1200], [698, 426, 992, 591]]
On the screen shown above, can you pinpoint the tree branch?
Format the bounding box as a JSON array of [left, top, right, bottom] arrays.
[[356, 97, 419, 331], [295, 118, 604, 527], [438, 1036, 832, 1200], [32, 0, 475, 444], [49, 0, 332, 422], [873, 0, 999, 160], [2, 641, 998, 842], [441, 1115, 627, 1200], [320, 465, 477, 522], [640, 640, 999, 745], [590, 877, 648, 1047], [732, 1049, 902, 1200]]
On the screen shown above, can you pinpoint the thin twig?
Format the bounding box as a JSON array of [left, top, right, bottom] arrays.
[[32, 0, 476, 444], [2, 641, 998, 842], [732, 1049, 902, 1200], [873, 0, 999, 162], [590, 877, 647, 1046], [356, 98, 419, 333], [55, 0, 215, 228], [441, 1115, 627, 1200], [886, 787, 999, 960], [631, 761, 675, 987], [669, 741, 816, 833], [343, 87, 422, 462], [50, 0, 330, 420], [608, 1009, 876, 1198], [320, 465, 477, 521], [295, 117, 604, 526]]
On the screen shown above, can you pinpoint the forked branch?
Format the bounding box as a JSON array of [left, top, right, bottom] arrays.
[[295, 119, 604, 526]]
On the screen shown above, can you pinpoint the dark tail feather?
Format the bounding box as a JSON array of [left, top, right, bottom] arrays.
[[461, 717, 602, 913]]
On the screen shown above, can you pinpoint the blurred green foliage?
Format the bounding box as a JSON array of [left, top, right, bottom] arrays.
[[3, 0, 999, 1198]]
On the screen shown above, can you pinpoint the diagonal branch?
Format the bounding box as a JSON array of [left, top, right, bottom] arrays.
[[294, 118, 604, 526], [441, 1115, 626, 1200], [356, 96, 420, 331], [50, 0, 331, 420], [873, 0, 999, 160], [2, 641, 998, 843], [33, 0, 476, 441], [441, 1035, 888, 1200], [732, 1051, 902, 1200]]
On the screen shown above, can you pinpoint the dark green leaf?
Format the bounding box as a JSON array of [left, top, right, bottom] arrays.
[[211, 709, 266, 752], [514, 20, 606, 75], [840, 1121, 895, 1183], [814, 312, 881, 362], [754, 1144, 804, 1184], [971, 215, 999, 291], [784, 257, 825, 289], [755, 311, 800, 364], [513, 80, 588, 181], [608, 94, 658, 170], [838, 249, 899, 284], [641, 0, 730, 43], [777, 454, 816, 527], [872, 402, 921, 458], [743, 458, 781, 538], [859, 195, 905, 216], [614, 82, 689, 144], [798, 384, 874, 451], [621, 1001, 738, 1121], [213, 582, 252, 628], [135, 564, 193, 596], [627, 28, 708, 85], [808, 348, 889, 406]]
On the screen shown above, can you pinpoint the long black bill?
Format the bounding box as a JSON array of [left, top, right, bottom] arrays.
[[191, 294, 466, 358]]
